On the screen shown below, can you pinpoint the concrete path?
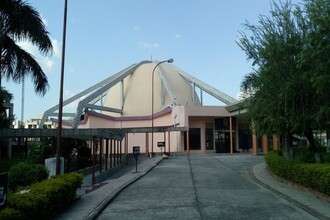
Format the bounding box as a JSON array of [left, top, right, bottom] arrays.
[[96, 154, 329, 220], [54, 156, 164, 220], [53, 154, 330, 220]]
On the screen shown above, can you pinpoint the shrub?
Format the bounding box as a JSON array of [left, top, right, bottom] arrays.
[[293, 146, 315, 163], [265, 150, 330, 195], [0, 207, 22, 220], [8, 162, 49, 191], [2, 173, 83, 219], [321, 152, 330, 163]]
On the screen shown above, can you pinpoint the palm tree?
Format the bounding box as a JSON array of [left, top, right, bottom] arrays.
[[0, 0, 53, 95]]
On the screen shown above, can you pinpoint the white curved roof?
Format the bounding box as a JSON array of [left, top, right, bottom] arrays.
[[40, 60, 236, 128], [103, 62, 200, 117]]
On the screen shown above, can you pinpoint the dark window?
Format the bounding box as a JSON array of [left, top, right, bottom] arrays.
[[205, 124, 214, 150], [189, 128, 201, 150]]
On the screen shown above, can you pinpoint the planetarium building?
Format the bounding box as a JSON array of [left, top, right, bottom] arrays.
[[40, 60, 272, 155]]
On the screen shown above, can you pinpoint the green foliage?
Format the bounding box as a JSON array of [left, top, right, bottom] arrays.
[[60, 138, 90, 171], [238, 0, 330, 154], [26, 141, 41, 163], [1, 173, 83, 220], [8, 162, 48, 191], [293, 147, 316, 163], [0, 207, 22, 220], [265, 151, 330, 195], [0, 0, 53, 95], [0, 88, 13, 129], [321, 153, 330, 163]]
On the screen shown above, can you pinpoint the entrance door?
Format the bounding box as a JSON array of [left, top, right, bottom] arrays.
[[215, 131, 230, 153], [184, 128, 201, 150]]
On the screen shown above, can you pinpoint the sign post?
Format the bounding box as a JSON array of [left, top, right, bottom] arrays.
[[157, 142, 165, 155], [133, 146, 140, 173]]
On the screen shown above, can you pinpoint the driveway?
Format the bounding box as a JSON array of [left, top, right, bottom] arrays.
[[97, 154, 317, 220]]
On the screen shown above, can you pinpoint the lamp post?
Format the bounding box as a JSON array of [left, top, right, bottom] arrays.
[[151, 58, 173, 157], [56, 0, 68, 175]]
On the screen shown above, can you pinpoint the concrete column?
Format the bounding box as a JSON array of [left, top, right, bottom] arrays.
[[99, 138, 103, 173], [252, 134, 258, 156], [110, 139, 113, 169], [146, 133, 149, 155], [186, 130, 190, 157], [230, 116, 233, 154], [168, 129, 171, 155], [92, 138, 96, 185], [262, 135, 268, 154], [105, 139, 109, 170], [273, 135, 280, 150], [117, 140, 120, 165], [120, 141, 122, 164], [113, 140, 116, 167]]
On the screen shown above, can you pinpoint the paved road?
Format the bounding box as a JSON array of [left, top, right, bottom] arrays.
[[96, 154, 317, 220]]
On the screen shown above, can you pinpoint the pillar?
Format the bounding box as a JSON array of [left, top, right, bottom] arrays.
[[229, 116, 233, 154], [105, 139, 109, 170], [168, 129, 171, 155], [113, 140, 116, 167], [262, 135, 268, 154], [92, 138, 96, 185], [110, 139, 113, 169], [99, 138, 103, 173], [252, 134, 258, 156], [186, 130, 190, 157], [273, 135, 280, 150], [120, 141, 122, 164]]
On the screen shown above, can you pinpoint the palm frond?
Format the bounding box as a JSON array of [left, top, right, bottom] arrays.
[[0, 0, 53, 55], [1, 35, 49, 95]]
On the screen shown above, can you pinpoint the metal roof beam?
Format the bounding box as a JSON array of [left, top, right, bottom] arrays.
[[85, 104, 123, 114], [72, 60, 152, 128], [170, 65, 236, 104], [39, 64, 138, 128], [158, 66, 177, 106]]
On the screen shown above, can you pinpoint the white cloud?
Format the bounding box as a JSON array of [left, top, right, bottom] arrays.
[[40, 14, 48, 27], [17, 37, 61, 73], [63, 89, 86, 112], [133, 25, 141, 30], [64, 89, 76, 99], [51, 38, 61, 58], [174, 34, 182, 38], [237, 91, 252, 100], [138, 42, 160, 49], [68, 67, 75, 74]]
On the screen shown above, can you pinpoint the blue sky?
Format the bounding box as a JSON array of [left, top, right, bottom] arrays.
[[4, 0, 303, 121]]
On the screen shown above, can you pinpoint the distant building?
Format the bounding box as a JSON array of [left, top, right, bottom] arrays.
[[14, 115, 56, 129]]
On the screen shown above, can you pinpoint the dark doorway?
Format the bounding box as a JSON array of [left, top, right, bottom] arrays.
[[214, 117, 236, 153], [184, 128, 201, 150], [239, 126, 252, 152], [215, 131, 231, 153]]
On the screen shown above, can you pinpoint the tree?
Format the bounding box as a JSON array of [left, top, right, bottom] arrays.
[[237, 0, 330, 160], [0, 87, 12, 128], [0, 0, 53, 95]]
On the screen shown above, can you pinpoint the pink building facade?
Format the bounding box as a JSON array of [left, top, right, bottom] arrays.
[[42, 60, 272, 156]]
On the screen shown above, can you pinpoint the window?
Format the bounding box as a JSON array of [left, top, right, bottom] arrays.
[[205, 123, 214, 150]]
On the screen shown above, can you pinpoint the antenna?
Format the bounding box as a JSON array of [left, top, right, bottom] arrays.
[[21, 76, 25, 128]]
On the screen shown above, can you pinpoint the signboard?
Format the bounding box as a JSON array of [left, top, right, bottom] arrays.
[[133, 146, 140, 155], [132, 146, 140, 173], [157, 142, 165, 148], [0, 173, 7, 210]]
